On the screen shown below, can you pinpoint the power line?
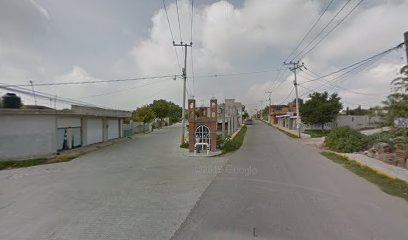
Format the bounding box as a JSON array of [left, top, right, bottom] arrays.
[[298, 84, 373, 107], [6, 74, 179, 87], [118, 80, 173, 109], [78, 77, 173, 99], [297, 48, 394, 99], [297, 0, 365, 60], [300, 58, 378, 97], [190, 68, 284, 79], [270, 0, 334, 94], [298, 41, 405, 85], [162, 0, 182, 70], [284, 0, 335, 62], [190, 0, 194, 44], [190, 0, 195, 96], [291, 0, 353, 61], [175, 0, 183, 42], [279, 87, 295, 105], [300, 70, 385, 97], [0, 83, 104, 108]]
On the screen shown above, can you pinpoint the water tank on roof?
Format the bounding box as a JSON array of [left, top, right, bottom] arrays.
[[2, 93, 22, 108]]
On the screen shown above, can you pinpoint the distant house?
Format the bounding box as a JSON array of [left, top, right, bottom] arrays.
[[269, 100, 298, 126], [217, 99, 244, 135], [0, 105, 131, 160]]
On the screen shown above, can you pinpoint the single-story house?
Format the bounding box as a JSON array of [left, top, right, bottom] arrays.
[[0, 105, 131, 160]]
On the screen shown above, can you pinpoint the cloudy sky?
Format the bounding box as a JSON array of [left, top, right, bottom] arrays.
[[0, 0, 407, 112]]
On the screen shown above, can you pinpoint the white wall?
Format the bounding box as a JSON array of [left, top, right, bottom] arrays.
[[57, 117, 81, 128], [86, 118, 103, 145], [336, 115, 383, 130], [0, 115, 57, 160], [107, 119, 119, 140]]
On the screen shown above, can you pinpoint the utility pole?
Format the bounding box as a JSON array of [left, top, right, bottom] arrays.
[[29, 80, 37, 106], [266, 91, 272, 122], [173, 41, 193, 144], [284, 61, 306, 138]]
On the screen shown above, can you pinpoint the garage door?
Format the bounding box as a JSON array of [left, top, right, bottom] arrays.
[[87, 119, 103, 145], [107, 119, 119, 140]]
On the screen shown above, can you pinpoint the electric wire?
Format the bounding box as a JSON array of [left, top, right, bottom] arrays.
[[290, 0, 353, 61], [6, 74, 179, 87], [297, 0, 365, 60], [162, 0, 182, 70], [298, 42, 404, 85], [175, 0, 183, 42], [284, 0, 335, 62]]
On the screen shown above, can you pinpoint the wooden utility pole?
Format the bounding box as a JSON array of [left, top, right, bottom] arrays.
[[173, 41, 192, 144], [284, 61, 306, 138]]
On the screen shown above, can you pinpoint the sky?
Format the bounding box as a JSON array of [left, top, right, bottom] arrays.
[[0, 0, 407, 113]]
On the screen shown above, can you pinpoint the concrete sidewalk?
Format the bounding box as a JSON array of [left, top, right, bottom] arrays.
[[343, 153, 408, 182], [268, 122, 311, 138]]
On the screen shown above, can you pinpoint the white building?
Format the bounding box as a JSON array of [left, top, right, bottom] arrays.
[[0, 105, 131, 160], [218, 99, 244, 135]]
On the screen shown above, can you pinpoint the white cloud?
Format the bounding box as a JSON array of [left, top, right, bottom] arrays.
[[1, 0, 408, 112]]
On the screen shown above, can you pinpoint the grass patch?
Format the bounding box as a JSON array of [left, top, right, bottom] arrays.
[[275, 127, 299, 138], [0, 154, 78, 171], [304, 130, 329, 138], [179, 142, 189, 149], [222, 126, 247, 153], [321, 151, 408, 202]]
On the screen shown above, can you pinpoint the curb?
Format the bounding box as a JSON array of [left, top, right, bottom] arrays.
[[326, 151, 407, 183]]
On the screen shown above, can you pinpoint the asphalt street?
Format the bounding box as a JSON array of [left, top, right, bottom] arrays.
[[172, 121, 408, 240], [0, 124, 226, 240]]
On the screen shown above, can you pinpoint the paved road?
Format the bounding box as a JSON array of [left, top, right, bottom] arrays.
[[0, 124, 226, 240], [172, 121, 408, 240]]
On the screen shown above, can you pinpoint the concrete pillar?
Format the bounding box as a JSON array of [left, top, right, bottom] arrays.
[[102, 118, 108, 142], [228, 117, 231, 135], [81, 118, 87, 146], [119, 119, 123, 138]]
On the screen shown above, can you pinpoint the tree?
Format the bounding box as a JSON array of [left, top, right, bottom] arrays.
[[382, 65, 408, 125], [261, 106, 269, 120], [300, 91, 342, 129], [167, 101, 182, 123], [132, 105, 156, 132], [150, 99, 170, 128], [242, 111, 249, 120]]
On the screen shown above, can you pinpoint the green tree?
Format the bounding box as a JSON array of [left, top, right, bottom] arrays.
[[132, 105, 156, 132], [300, 91, 342, 129], [242, 111, 249, 120], [150, 99, 170, 128], [167, 101, 182, 123], [383, 65, 408, 125]]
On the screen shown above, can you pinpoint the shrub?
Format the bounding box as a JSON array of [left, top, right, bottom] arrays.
[[222, 126, 247, 153], [365, 131, 393, 148], [180, 142, 189, 149], [216, 134, 227, 150], [324, 127, 367, 153]]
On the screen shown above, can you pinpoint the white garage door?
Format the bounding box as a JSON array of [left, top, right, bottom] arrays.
[[87, 119, 103, 145], [107, 119, 119, 140]]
